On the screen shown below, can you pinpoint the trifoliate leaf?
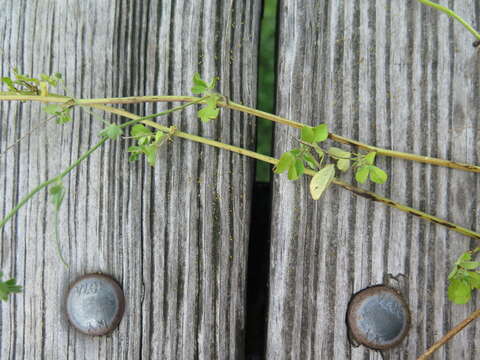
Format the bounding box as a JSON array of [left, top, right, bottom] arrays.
[[364, 152, 376, 165], [309, 164, 335, 200], [313, 124, 329, 142], [274, 152, 295, 174], [0, 273, 22, 302], [99, 124, 123, 140], [301, 126, 315, 143], [355, 165, 370, 184], [369, 166, 388, 184], [448, 278, 472, 304]]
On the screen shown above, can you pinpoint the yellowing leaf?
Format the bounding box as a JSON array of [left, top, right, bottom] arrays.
[[337, 159, 350, 172], [309, 164, 335, 200]]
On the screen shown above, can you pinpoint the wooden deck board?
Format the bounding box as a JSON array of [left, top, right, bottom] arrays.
[[268, 1, 480, 359], [0, 0, 260, 358]]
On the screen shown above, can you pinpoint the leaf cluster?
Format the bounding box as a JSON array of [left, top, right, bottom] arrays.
[[0, 272, 22, 302], [43, 103, 72, 124], [274, 124, 388, 200], [1, 68, 62, 96], [447, 249, 480, 304], [191, 73, 221, 123], [127, 124, 166, 166]]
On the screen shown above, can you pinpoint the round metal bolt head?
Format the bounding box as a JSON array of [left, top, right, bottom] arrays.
[[66, 274, 125, 336], [347, 285, 410, 350]]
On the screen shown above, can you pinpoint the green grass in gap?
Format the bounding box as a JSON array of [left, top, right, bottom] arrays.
[[255, 0, 277, 182]]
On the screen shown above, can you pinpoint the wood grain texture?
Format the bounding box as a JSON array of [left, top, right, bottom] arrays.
[[268, 1, 480, 359], [0, 0, 260, 359]]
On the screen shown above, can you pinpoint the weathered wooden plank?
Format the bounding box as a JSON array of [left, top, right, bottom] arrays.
[[0, 0, 261, 358], [268, 1, 480, 359]]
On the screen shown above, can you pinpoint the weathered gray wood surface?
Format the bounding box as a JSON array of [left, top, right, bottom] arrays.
[[0, 0, 260, 359], [269, 1, 480, 359]]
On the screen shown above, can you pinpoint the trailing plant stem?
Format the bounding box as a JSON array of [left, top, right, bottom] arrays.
[[418, 307, 480, 359], [0, 97, 206, 230], [1, 94, 479, 173], [0, 138, 107, 229], [93, 103, 480, 241], [417, 0, 480, 42]]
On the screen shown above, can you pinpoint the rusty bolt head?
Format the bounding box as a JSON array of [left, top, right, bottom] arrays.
[[347, 285, 410, 350], [66, 274, 125, 336]]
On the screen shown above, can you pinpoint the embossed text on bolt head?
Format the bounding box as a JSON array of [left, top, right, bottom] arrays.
[[66, 274, 125, 336], [347, 285, 410, 350]]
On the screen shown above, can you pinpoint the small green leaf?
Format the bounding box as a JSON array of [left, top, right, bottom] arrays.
[[369, 166, 388, 184], [309, 164, 335, 200], [337, 159, 350, 172], [303, 152, 318, 170], [152, 131, 165, 145], [448, 278, 472, 304], [99, 124, 123, 140], [129, 153, 140, 162], [127, 145, 142, 153], [274, 152, 295, 174], [290, 149, 301, 157], [198, 105, 220, 123], [457, 253, 473, 264], [131, 124, 153, 137], [448, 267, 458, 280], [49, 183, 64, 210], [294, 159, 305, 177], [0, 272, 22, 302], [468, 272, 480, 288], [312, 124, 328, 142], [208, 77, 219, 89], [142, 145, 158, 166], [287, 163, 299, 180], [43, 104, 63, 115], [461, 261, 480, 270], [328, 147, 351, 159], [56, 112, 71, 124], [355, 166, 370, 184], [192, 73, 209, 94], [301, 126, 315, 143], [364, 152, 376, 165]]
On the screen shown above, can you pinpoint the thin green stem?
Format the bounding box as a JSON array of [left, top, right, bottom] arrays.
[[1, 94, 479, 173], [0, 137, 107, 229], [0, 97, 205, 229], [417, 0, 480, 42], [93, 103, 480, 241], [54, 209, 69, 268]]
